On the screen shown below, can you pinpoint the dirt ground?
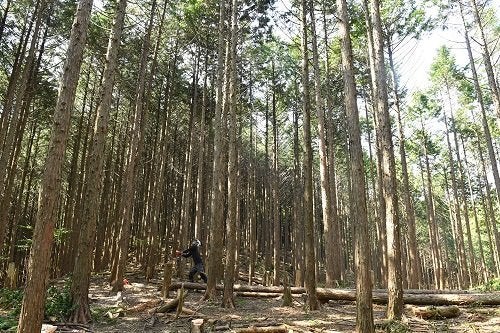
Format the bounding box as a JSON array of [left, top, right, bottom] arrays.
[[77, 274, 500, 333]]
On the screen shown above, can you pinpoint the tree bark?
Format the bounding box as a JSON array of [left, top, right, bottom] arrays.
[[222, 0, 239, 308], [69, 0, 127, 323], [17, 0, 94, 331], [460, 4, 500, 209], [386, 36, 421, 289], [204, 0, 227, 300], [111, 0, 156, 292], [336, 0, 374, 330], [308, 0, 334, 288], [300, 0, 318, 311], [369, 0, 403, 319], [271, 61, 281, 287]]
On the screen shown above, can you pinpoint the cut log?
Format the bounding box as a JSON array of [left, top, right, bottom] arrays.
[[41, 325, 57, 333], [191, 318, 204, 333], [410, 305, 461, 319], [168, 282, 500, 306]]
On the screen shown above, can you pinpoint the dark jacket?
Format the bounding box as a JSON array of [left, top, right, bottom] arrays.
[[181, 244, 203, 265]]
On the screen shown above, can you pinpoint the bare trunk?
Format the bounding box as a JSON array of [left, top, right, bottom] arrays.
[[69, 0, 127, 323], [204, 0, 227, 300], [112, 0, 156, 292], [301, 0, 318, 311], [309, 0, 334, 288], [271, 61, 280, 286], [387, 37, 421, 289], [336, 0, 374, 330], [369, 0, 403, 319], [17, 0, 94, 331], [469, 0, 500, 124], [222, 0, 239, 308]]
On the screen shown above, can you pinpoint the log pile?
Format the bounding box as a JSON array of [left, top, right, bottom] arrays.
[[169, 282, 500, 306]]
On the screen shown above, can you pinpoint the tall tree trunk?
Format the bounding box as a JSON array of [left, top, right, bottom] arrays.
[[248, 97, 257, 286], [111, 0, 156, 292], [17, 0, 94, 331], [420, 121, 443, 290], [69, 0, 127, 323], [0, 0, 46, 247], [369, 0, 403, 319], [336, 0, 374, 330], [442, 99, 469, 289], [462, 137, 488, 283], [292, 79, 304, 287], [222, 0, 239, 308], [301, 0, 318, 311], [271, 61, 281, 286], [194, 52, 209, 239], [204, 0, 227, 300], [460, 4, 500, 207], [477, 140, 500, 275], [386, 36, 421, 289], [309, 0, 334, 288], [469, 0, 500, 124], [361, 0, 386, 286], [0, 0, 36, 146], [322, 6, 342, 283]]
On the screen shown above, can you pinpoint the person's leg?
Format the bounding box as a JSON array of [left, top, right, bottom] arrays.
[[196, 263, 208, 283], [188, 266, 197, 282]]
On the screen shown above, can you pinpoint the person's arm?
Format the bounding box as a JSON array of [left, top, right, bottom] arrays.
[[180, 248, 192, 258]]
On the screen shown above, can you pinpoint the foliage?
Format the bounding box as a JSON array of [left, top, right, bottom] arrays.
[[90, 306, 120, 324], [0, 315, 17, 331], [0, 289, 23, 315], [44, 280, 73, 322], [0, 289, 23, 331], [383, 319, 410, 333], [475, 278, 500, 292]]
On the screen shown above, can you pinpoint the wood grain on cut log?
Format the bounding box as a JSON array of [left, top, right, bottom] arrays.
[[168, 282, 500, 306]]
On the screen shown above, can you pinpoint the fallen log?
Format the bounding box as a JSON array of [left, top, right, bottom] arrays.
[[169, 281, 305, 294], [169, 282, 486, 295], [235, 325, 288, 333], [317, 288, 500, 306], [235, 291, 302, 298], [169, 282, 500, 306], [409, 305, 461, 319]]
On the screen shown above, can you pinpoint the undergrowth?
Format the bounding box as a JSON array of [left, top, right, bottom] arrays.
[[0, 277, 74, 330], [475, 278, 500, 292]]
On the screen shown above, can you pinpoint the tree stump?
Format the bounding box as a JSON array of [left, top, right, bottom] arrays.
[[191, 318, 204, 333], [5, 262, 17, 289], [176, 285, 186, 318], [162, 260, 174, 299]]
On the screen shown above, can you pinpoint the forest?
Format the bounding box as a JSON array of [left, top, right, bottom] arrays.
[[0, 0, 499, 331]]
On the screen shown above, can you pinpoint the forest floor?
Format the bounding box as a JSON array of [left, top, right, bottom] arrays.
[[76, 272, 500, 333]]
